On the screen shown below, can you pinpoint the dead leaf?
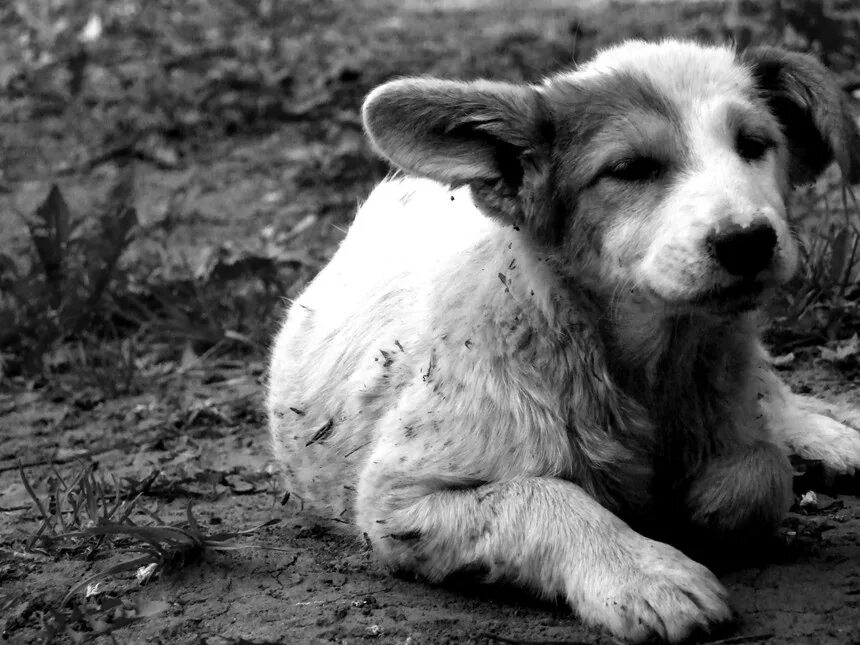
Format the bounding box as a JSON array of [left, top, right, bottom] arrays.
[[30, 185, 72, 289], [820, 334, 860, 363], [799, 490, 818, 510], [772, 352, 795, 368]]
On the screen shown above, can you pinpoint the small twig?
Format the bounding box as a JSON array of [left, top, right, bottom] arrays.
[[75, 141, 139, 173], [0, 441, 143, 473], [59, 130, 181, 175], [305, 419, 334, 446], [344, 441, 372, 458], [703, 633, 774, 645]]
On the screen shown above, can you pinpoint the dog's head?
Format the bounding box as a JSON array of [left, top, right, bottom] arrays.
[[363, 40, 860, 315]]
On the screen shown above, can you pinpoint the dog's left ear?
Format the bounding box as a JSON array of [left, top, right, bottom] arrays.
[[742, 46, 860, 185]]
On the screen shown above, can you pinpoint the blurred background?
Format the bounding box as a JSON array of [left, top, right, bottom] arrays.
[[1, 0, 859, 389]]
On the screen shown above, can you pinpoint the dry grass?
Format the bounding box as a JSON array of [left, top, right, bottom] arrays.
[[18, 461, 286, 643], [767, 182, 860, 355]]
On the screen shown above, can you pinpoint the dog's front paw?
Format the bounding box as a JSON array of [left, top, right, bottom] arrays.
[[792, 412, 860, 476], [577, 537, 731, 643]]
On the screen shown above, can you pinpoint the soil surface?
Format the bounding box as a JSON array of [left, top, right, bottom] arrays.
[[3, 1, 860, 644], [2, 362, 860, 645]]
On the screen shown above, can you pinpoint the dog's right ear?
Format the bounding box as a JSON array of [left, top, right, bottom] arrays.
[[362, 78, 547, 189]]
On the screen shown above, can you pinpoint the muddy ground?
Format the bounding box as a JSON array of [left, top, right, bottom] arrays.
[[3, 1, 860, 644]]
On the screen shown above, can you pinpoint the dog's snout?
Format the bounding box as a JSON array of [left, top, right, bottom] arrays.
[[708, 218, 777, 279]]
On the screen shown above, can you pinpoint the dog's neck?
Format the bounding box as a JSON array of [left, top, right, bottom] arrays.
[[511, 238, 760, 399], [603, 296, 757, 388]]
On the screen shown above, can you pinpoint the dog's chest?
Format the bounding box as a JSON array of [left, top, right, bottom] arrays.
[[608, 317, 761, 484]]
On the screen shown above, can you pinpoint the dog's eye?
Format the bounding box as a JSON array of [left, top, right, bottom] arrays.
[[602, 157, 664, 183], [736, 132, 773, 162]]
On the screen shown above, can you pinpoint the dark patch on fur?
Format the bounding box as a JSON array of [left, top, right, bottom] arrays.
[[742, 46, 860, 184], [544, 71, 688, 261], [600, 313, 763, 535], [546, 69, 686, 179], [509, 292, 659, 521]]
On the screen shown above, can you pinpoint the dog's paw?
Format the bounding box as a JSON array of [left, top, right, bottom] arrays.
[[578, 537, 731, 643], [791, 412, 860, 476]]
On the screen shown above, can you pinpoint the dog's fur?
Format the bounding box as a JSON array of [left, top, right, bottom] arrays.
[[268, 40, 860, 642]]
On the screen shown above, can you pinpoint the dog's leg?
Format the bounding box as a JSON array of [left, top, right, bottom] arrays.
[[359, 474, 730, 643], [685, 440, 793, 540], [758, 367, 860, 475]]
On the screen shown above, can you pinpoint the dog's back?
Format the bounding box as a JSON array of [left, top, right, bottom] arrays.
[[268, 178, 500, 517]]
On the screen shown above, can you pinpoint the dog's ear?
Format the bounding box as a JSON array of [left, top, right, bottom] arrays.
[[362, 78, 547, 188], [742, 46, 860, 185], [363, 78, 561, 240]]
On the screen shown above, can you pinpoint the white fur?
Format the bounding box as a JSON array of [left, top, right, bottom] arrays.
[[573, 40, 751, 98]]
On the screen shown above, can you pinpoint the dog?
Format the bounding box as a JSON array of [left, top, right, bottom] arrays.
[[268, 40, 860, 642]]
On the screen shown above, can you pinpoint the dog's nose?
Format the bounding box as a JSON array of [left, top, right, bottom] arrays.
[[708, 218, 777, 279]]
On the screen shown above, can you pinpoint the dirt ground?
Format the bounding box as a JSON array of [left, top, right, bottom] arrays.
[[5, 363, 860, 644], [3, 1, 860, 644], [1, 360, 860, 645]]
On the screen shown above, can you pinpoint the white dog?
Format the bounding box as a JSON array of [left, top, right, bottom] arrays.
[[268, 40, 860, 642]]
